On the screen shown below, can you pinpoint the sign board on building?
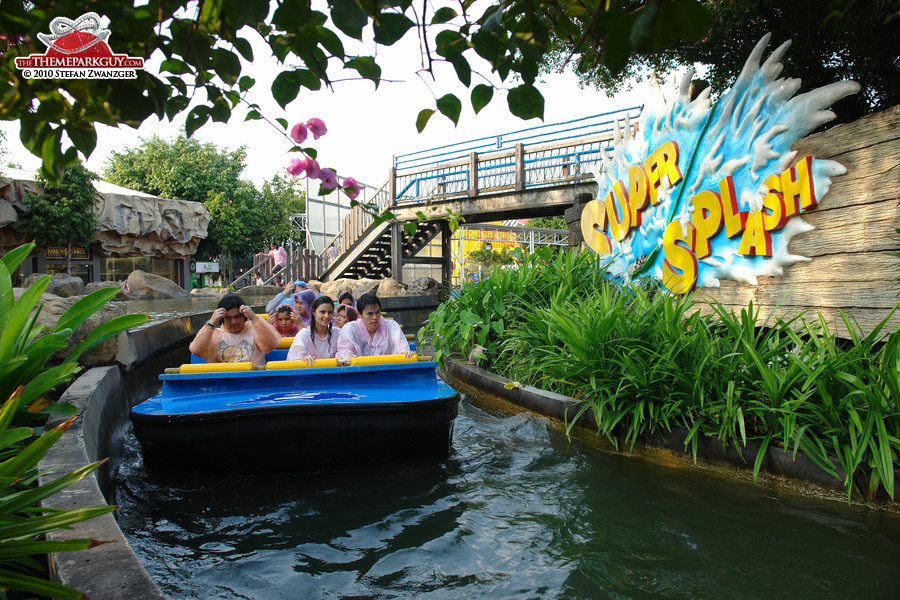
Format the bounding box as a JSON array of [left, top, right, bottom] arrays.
[[46, 246, 90, 261], [195, 261, 220, 273]]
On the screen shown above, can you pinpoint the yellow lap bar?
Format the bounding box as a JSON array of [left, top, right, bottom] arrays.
[[276, 337, 294, 349], [350, 354, 419, 366], [178, 362, 255, 373], [267, 358, 339, 369]]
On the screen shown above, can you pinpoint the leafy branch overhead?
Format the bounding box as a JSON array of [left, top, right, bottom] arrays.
[[0, 0, 712, 183]]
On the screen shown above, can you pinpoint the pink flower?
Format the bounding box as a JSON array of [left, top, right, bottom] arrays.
[[342, 177, 360, 200], [318, 168, 338, 190], [290, 122, 308, 144], [304, 158, 321, 179], [306, 118, 327, 140], [286, 158, 308, 177]]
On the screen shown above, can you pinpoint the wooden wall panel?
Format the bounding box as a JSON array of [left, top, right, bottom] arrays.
[[690, 105, 900, 337]]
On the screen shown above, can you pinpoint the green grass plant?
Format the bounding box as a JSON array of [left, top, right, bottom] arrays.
[[0, 242, 148, 599], [420, 249, 900, 502]]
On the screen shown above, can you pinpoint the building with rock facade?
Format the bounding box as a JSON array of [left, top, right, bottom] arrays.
[[0, 168, 209, 288]]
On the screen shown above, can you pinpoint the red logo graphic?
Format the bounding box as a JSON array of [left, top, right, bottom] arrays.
[[15, 12, 144, 78]]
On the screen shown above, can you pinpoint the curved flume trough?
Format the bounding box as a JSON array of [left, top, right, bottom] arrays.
[[38, 297, 441, 599], [39, 299, 898, 599]]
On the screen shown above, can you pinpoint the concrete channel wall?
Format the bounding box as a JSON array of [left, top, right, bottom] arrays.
[[37, 296, 441, 600]]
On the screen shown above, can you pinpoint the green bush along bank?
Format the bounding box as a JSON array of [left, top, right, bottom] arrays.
[[0, 242, 147, 599], [420, 248, 900, 501]]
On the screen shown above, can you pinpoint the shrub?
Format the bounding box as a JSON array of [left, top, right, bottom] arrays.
[[0, 242, 147, 599]]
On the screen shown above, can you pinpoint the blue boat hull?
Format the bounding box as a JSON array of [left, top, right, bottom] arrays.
[[130, 362, 460, 474]]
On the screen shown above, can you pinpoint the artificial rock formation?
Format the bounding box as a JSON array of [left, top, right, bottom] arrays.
[[0, 170, 209, 259]]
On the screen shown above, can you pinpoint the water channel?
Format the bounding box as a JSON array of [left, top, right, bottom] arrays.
[[107, 297, 900, 599], [113, 397, 900, 599]]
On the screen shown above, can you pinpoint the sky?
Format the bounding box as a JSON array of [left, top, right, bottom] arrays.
[[0, 6, 684, 191]]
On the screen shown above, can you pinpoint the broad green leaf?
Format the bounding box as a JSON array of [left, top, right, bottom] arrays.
[[437, 93, 462, 125], [331, 0, 368, 40], [213, 48, 242, 86], [449, 54, 472, 87], [345, 56, 382, 86], [55, 287, 121, 334], [232, 36, 254, 61], [272, 70, 302, 109], [432, 7, 457, 23], [471, 84, 494, 114], [436, 30, 466, 57], [416, 108, 435, 132], [66, 313, 149, 364], [507, 84, 544, 120], [0, 242, 35, 274], [184, 105, 210, 137], [374, 13, 415, 46]]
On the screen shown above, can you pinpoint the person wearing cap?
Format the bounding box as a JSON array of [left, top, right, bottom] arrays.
[[265, 280, 308, 313], [335, 293, 413, 364]]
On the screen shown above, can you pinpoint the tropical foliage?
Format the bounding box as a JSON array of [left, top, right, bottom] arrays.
[[103, 135, 306, 260], [420, 248, 900, 501], [541, 0, 898, 125], [0, 242, 148, 598], [0, 0, 713, 183], [466, 246, 518, 273], [18, 163, 98, 276]]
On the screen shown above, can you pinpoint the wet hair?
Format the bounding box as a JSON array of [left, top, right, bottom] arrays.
[[309, 295, 335, 345], [217, 294, 247, 323], [356, 293, 381, 314], [275, 304, 292, 316], [336, 304, 358, 322], [218, 294, 245, 312]]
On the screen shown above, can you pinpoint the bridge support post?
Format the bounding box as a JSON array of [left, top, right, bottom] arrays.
[[515, 143, 525, 191], [441, 220, 452, 286], [468, 152, 478, 197], [390, 222, 403, 283]]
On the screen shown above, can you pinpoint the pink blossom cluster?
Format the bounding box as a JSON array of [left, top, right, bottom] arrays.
[[285, 118, 359, 200]]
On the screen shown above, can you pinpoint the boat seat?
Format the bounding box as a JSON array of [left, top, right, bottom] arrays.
[[189, 341, 415, 364], [190, 348, 290, 364]]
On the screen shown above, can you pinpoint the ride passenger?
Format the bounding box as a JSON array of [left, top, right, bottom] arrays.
[[292, 289, 317, 328], [268, 303, 300, 337], [333, 304, 357, 328], [337, 290, 355, 307], [189, 294, 280, 366], [265, 280, 307, 312], [335, 293, 413, 364], [287, 295, 339, 364]]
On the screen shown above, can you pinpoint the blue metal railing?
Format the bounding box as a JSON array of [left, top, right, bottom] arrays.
[[393, 105, 642, 172]]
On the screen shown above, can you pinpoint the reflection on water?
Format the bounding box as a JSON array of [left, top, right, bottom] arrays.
[[111, 294, 273, 322], [114, 397, 900, 600]]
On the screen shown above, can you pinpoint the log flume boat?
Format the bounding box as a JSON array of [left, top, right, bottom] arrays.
[[130, 338, 460, 474]]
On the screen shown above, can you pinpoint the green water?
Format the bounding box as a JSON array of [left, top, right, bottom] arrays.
[[115, 396, 900, 599]]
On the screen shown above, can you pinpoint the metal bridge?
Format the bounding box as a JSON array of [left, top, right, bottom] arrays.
[[309, 105, 642, 284]]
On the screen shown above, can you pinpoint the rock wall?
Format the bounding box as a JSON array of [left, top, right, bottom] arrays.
[[0, 171, 209, 259]]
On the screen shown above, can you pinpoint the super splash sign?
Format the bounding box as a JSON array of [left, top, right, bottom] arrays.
[[581, 35, 860, 294]]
